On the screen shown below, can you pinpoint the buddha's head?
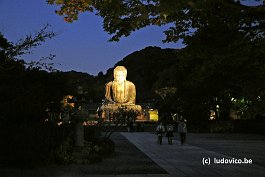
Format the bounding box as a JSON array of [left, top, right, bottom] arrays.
[[114, 66, 127, 84]]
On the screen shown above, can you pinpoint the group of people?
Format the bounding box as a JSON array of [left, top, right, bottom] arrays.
[[156, 118, 187, 145]]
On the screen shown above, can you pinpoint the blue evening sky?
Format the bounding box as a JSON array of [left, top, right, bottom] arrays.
[[0, 0, 260, 75], [0, 0, 183, 75]]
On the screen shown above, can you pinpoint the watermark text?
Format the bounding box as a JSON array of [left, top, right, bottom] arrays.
[[202, 157, 252, 165]]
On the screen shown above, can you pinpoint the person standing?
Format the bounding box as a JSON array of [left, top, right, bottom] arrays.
[[178, 118, 187, 144], [166, 123, 174, 145], [156, 122, 165, 145]]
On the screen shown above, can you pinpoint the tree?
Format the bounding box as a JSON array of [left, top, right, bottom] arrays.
[[47, 0, 265, 121], [47, 0, 265, 42], [0, 25, 64, 123], [99, 107, 140, 138], [0, 26, 77, 167], [154, 32, 265, 121]]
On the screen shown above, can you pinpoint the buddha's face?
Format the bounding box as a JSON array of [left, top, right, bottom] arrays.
[[115, 71, 126, 84]]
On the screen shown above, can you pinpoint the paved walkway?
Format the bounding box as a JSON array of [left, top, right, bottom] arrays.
[[121, 132, 265, 177], [1, 132, 265, 177]]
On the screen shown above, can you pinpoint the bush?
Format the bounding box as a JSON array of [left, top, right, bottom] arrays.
[[97, 137, 115, 156], [83, 137, 115, 163], [54, 137, 74, 164], [0, 122, 75, 167], [82, 127, 115, 163], [84, 126, 100, 141]]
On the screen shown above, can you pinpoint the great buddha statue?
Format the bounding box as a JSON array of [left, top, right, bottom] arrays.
[[100, 66, 142, 117]]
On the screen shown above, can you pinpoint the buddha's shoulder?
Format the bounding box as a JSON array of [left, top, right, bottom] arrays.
[[105, 81, 113, 87], [126, 80, 135, 87]]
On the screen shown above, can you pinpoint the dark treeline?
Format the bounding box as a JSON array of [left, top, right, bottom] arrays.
[[0, 28, 77, 167], [74, 44, 265, 123], [1, 32, 265, 124]]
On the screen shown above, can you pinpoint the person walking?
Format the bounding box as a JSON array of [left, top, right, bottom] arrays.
[[178, 118, 187, 144], [156, 122, 165, 145], [166, 123, 174, 145]]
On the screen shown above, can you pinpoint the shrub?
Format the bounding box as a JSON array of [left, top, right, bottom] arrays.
[[0, 122, 75, 167], [97, 137, 115, 156]]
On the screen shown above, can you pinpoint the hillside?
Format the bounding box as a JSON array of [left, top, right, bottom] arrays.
[[63, 46, 180, 103]]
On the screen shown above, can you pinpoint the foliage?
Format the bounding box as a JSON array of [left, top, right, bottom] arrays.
[[79, 137, 115, 164], [153, 37, 265, 121], [54, 136, 74, 164], [1, 24, 57, 72], [0, 26, 69, 123], [61, 71, 104, 102], [0, 122, 75, 167], [96, 137, 115, 155], [99, 107, 140, 138], [155, 87, 177, 101], [103, 40, 265, 122], [0, 26, 76, 166], [48, 0, 265, 41], [83, 126, 115, 163], [47, 0, 265, 122]]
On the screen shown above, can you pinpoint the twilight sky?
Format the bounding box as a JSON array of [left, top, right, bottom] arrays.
[[0, 0, 184, 75]]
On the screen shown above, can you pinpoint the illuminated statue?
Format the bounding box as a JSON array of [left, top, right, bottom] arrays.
[[101, 66, 141, 119], [105, 66, 136, 104]]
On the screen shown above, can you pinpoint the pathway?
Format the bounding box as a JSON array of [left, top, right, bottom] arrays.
[[121, 132, 265, 177]]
